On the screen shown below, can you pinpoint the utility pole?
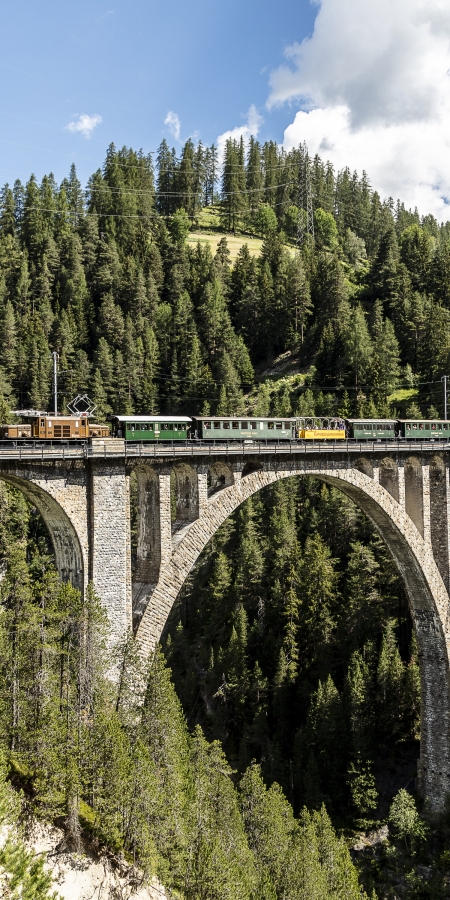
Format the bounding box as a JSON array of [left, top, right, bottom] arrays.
[[52, 351, 58, 416], [442, 375, 449, 420]]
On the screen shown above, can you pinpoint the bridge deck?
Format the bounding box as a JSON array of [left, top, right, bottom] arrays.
[[0, 440, 447, 461]]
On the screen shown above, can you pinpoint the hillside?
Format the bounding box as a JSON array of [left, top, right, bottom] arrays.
[[1, 136, 450, 896]]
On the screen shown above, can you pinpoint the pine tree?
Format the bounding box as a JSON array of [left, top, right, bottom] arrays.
[[344, 304, 373, 390]]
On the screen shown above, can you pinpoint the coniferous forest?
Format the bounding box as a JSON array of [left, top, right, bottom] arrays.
[[1, 137, 450, 896]]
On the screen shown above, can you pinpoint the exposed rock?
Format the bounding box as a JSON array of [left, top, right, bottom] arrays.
[[25, 820, 168, 900], [353, 824, 389, 851]]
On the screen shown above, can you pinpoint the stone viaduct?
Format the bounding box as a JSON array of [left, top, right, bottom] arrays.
[[0, 439, 450, 812]]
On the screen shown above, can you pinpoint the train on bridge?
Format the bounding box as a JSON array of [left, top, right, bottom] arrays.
[[1, 411, 450, 445], [112, 416, 450, 442]]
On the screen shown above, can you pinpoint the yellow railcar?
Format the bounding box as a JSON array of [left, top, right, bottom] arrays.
[[299, 429, 346, 440]]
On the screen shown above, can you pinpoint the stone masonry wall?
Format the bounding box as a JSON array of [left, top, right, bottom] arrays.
[[89, 460, 132, 645]]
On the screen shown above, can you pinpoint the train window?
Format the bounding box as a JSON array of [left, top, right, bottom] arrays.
[[412, 424, 417, 430], [251, 422, 257, 430], [431, 424, 436, 430], [148, 423, 153, 430], [223, 421, 230, 429], [214, 422, 221, 429], [268, 422, 274, 430], [276, 422, 282, 430], [232, 422, 239, 429], [204, 421, 211, 429], [419, 424, 424, 430], [40, 419, 45, 428], [284, 422, 290, 430], [162, 424, 170, 430], [241, 422, 248, 429]]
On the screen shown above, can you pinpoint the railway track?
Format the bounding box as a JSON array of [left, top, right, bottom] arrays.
[[0, 439, 448, 461]]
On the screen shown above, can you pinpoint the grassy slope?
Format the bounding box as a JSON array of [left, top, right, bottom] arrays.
[[187, 206, 295, 261], [187, 231, 266, 261]]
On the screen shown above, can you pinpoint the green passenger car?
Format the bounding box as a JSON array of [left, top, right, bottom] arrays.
[[192, 417, 296, 440], [398, 419, 450, 439], [112, 416, 192, 441], [347, 419, 397, 440]]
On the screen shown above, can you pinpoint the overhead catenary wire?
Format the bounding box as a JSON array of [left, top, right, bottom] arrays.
[[19, 191, 300, 218]]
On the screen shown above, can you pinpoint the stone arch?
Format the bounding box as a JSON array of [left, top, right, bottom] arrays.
[[0, 473, 85, 592], [135, 461, 450, 812], [208, 461, 234, 497]]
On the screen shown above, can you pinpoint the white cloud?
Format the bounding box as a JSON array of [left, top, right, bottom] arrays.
[[66, 113, 102, 139], [268, 0, 450, 220], [217, 104, 263, 160], [164, 111, 181, 142]]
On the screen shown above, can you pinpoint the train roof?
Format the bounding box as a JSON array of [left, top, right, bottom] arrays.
[[113, 415, 192, 423], [192, 415, 296, 421], [12, 410, 90, 419], [346, 418, 396, 423], [398, 419, 450, 423]]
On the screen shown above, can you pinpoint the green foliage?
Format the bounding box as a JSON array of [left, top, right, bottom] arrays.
[[0, 136, 448, 416], [0, 483, 367, 899], [0, 749, 56, 899], [389, 789, 427, 851], [1, 134, 448, 898], [314, 208, 339, 250], [255, 204, 278, 237], [166, 477, 418, 830]]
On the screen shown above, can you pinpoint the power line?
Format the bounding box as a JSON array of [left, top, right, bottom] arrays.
[[86, 180, 296, 199]]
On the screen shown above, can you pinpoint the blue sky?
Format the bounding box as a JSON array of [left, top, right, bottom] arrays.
[[0, 0, 316, 188], [2, 0, 450, 219]]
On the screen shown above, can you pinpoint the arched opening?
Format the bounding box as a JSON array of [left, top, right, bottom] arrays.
[[164, 475, 422, 825], [208, 461, 234, 497], [379, 457, 399, 502], [0, 474, 84, 592], [242, 460, 263, 479], [354, 457, 374, 479], [135, 463, 450, 812]]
